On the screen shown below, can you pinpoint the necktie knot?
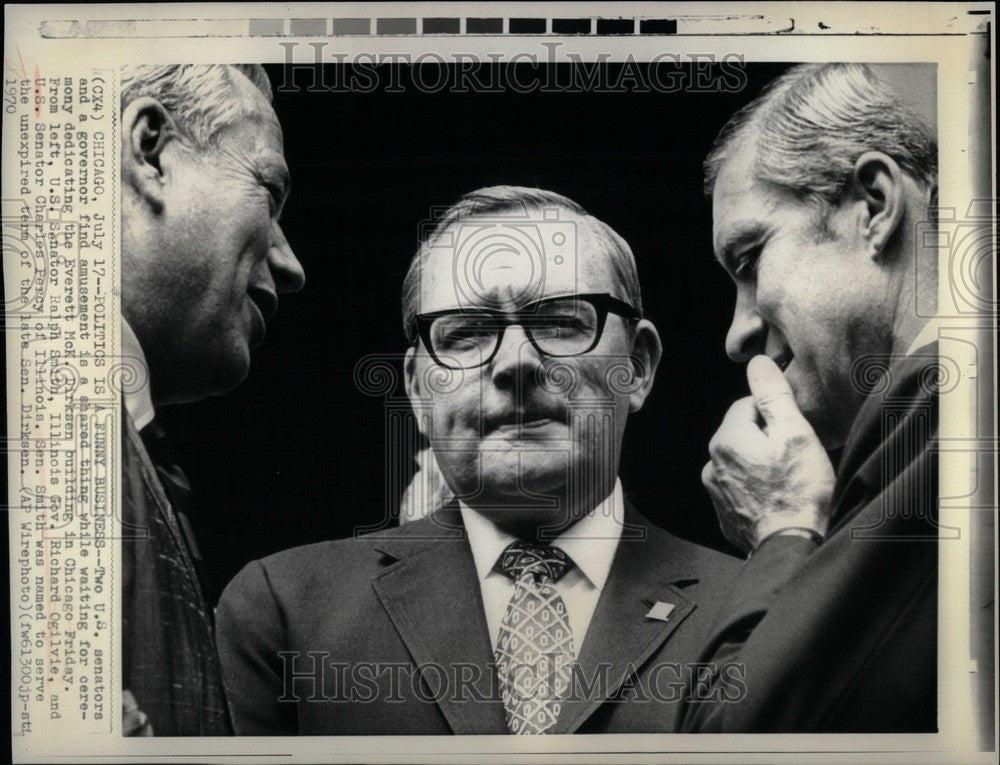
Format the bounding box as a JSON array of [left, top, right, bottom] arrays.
[[497, 541, 573, 584]]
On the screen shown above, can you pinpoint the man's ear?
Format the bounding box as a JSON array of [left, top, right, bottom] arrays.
[[627, 320, 663, 413], [849, 151, 906, 259], [403, 345, 428, 437], [121, 97, 180, 212]]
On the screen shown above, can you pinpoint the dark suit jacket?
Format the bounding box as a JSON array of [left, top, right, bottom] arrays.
[[216, 503, 741, 734], [681, 345, 939, 732], [122, 410, 231, 735]]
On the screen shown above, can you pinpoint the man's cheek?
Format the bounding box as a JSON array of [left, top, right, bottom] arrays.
[[552, 359, 599, 400], [578, 362, 627, 403], [430, 394, 479, 437]]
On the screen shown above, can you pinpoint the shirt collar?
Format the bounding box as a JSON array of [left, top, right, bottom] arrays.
[[906, 319, 938, 356], [459, 480, 625, 592], [121, 317, 155, 431]]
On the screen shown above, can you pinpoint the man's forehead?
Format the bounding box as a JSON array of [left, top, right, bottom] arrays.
[[417, 210, 616, 313], [214, 100, 286, 173], [217, 72, 283, 148], [231, 70, 277, 116], [710, 149, 775, 258]]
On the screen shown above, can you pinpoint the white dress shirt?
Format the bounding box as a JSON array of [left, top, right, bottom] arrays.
[[121, 317, 155, 431], [460, 481, 625, 653]]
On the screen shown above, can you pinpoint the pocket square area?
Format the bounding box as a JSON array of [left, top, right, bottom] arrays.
[[645, 601, 675, 621]]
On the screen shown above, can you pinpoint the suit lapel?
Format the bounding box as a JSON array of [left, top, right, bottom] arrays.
[[370, 508, 508, 734], [123, 410, 208, 606], [830, 343, 938, 534], [553, 505, 701, 733], [369, 505, 705, 735]]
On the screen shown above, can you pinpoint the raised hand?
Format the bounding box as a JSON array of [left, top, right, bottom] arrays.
[[702, 355, 836, 554]]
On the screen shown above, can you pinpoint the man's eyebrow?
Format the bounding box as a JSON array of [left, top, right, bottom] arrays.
[[257, 160, 291, 215], [255, 150, 290, 185]]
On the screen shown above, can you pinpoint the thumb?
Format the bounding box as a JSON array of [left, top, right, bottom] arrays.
[[746, 355, 806, 430]]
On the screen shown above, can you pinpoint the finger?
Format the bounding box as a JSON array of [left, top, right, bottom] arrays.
[[746, 355, 807, 429], [721, 396, 758, 427], [711, 397, 768, 460], [701, 463, 728, 518]]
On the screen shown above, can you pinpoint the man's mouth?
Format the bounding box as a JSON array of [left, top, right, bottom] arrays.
[[488, 415, 561, 437], [247, 300, 266, 349], [249, 288, 279, 322], [247, 289, 278, 349]]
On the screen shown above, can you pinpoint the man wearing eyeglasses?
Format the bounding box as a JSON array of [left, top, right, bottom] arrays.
[[216, 186, 741, 735]]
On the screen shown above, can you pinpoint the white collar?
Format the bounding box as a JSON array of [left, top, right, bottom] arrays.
[[906, 319, 938, 356], [121, 317, 155, 430], [460, 480, 625, 591]]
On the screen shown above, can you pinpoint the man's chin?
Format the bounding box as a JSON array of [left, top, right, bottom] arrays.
[[150, 343, 249, 405], [780, 380, 832, 443], [785, 372, 860, 450], [445, 459, 565, 509], [798, 403, 849, 451], [192, 346, 251, 402], [475, 505, 581, 539]]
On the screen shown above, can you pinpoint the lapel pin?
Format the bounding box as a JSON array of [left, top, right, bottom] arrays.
[[645, 601, 675, 622]]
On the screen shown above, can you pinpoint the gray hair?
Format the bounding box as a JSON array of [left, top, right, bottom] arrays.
[[120, 65, 272, 149], [401, 186, 643, 339], [704, 64, 937, 210]]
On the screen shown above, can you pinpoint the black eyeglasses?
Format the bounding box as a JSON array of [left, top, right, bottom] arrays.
[[411, 293, 641, 370]]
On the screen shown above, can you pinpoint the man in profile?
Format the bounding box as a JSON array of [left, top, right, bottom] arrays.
[[685, 63, 939, 731], [218, 186, 740, 734], [119, 64, 305, 735]]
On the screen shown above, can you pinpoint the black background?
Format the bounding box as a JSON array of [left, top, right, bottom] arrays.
[[158, 62, 792, 605]]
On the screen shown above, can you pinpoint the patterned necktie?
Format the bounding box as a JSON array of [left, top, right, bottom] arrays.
[[494, 541, 576, 734]]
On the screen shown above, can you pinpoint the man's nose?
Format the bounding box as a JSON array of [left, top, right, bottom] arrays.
[[490, 324, 542, 387], [268, 222, 306, 294], [725, 289, 765, 362]]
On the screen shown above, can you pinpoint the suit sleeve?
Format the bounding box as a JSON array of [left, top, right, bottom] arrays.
[[680, 534, 817, 732], [216, 560, 298, 734]]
